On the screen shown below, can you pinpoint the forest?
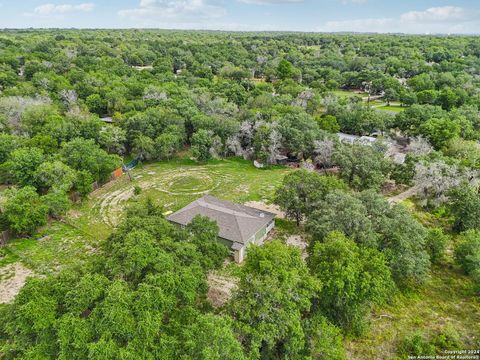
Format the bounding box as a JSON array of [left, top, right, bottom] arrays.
[[0, 30, 479, 359]]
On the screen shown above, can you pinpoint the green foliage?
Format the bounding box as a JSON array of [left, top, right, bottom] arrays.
[[307, 190, 430, 288], [42, 191, 71, 219], [419, 117, 461, 149], [60, 138, 121, 183], [315, 115, 340, 133], [302, 314, 346, 360], [450, 186, 480, 233], [425, 228, 449, 264], [192, 129, 214, 162], [132, 134, 155, 161], [274, 170, 346, 225], [185, 215, 230, 270], [396, 332, 436, 358], [0, 204, 236, 359], [309, 231, 395, 335], [133, 185, 142, 196], [34, 160, 76, 193], [229, 241, 321, 359], [332, 144, 391, 191], [4, 147, 45, 187], [454, 230, 480, 275], [0, 186, 48, 235]]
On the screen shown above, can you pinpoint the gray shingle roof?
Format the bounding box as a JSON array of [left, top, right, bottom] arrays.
[[167, 195, 275, 245]]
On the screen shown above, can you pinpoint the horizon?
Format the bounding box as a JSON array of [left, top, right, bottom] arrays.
[[1, 1, 480, 34]]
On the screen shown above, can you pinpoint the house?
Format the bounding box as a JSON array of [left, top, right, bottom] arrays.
[[100, 117, 114, 124], [253, 155, 289, 168], [337, 132, 376, 146], [167, 195, 276, 263]]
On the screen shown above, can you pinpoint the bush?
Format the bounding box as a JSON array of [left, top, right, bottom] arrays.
[[397, 332, 436, 358], [42, 191, 71, 219], [133, 185, 142, 196], [1, 186, 48, 235], [425, 228, 449, 264], [432, 325, 462, 352], [454, 230, 480, 275]]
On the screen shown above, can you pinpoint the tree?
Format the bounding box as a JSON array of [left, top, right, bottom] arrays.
[[4, 147, 45, 187], [98, 125, 126, 155], [309, 231, 394, 335], [191, 129, 214, 162], [450, 186, 480, 233], [155, 132, 181, 160], [185, 215, 229, 270], [34, 160, 76, 193], [332, 144, 390, 191], [315, 115, 340, 133], [61, 138, 121, 183], [1, 204, 237, 358], [419, 117, 460, 149], [307, 191, 378, 247], [302, 314, 346, 360], [454, 230, 480, 275], [275, 170, 346, 226], [0, 186, 48, 235], [277, 59, 297, 80], [42, 191, 71, 219], [85, 94, 107, 115], [384, 88, 398, 105], [229, 241, 321, 359], [132, 135, 155, 161], [307, 190, 431, 288], [73, 170, 94, 199]]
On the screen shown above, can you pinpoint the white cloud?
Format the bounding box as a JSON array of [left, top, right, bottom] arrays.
[[400, 6, 473, 23], [238, 0, 303, 4], [318, 6, 480, 34], [118, 0, 226, 24], [33, 3, 94, 15]]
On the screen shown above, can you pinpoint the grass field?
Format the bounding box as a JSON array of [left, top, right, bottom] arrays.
[[0, 157, 292, 274], [331, 89, 368, 99], [376, 105, 405, 112], [345, 266, 480, 359]]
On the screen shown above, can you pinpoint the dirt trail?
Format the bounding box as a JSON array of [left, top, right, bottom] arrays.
[[387, 186, 419, 204], [0, 263, 34, 304]]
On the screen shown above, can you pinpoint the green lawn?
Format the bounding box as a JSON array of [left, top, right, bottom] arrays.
[[376, 105, 405, 112], [1, 157, 292, 274], [345, 266, 480, 359], [331, 89, 368, 99]]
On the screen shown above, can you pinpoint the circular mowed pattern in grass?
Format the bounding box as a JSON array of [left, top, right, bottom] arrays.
[[155, 168, 225, 195]]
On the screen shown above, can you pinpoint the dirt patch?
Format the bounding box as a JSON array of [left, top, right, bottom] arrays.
[[286, 235, 308, 259], [207, 272, 238, 308], [244, 201, 285, 219], [0, 263, 34, 304]]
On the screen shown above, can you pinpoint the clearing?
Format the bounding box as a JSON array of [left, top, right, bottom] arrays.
[[0, 157, 292, 275]]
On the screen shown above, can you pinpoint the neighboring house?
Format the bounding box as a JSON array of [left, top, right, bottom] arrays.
[[337, 132, 376, 146], [100, 117, 114, 124], [254, 155, 289, 168], [167, 195, 276, 263]]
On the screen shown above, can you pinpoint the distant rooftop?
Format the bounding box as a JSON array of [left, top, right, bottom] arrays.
[[167, 195, 275, 244]]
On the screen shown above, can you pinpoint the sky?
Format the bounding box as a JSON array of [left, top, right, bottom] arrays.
[[1, 0, 480, 34]]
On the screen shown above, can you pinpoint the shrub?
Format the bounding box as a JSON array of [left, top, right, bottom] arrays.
[[454, 230, 480, 275], [425, 228, 449, 264], [133, 185, 142, 196], [397, 332, 435, 358]]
